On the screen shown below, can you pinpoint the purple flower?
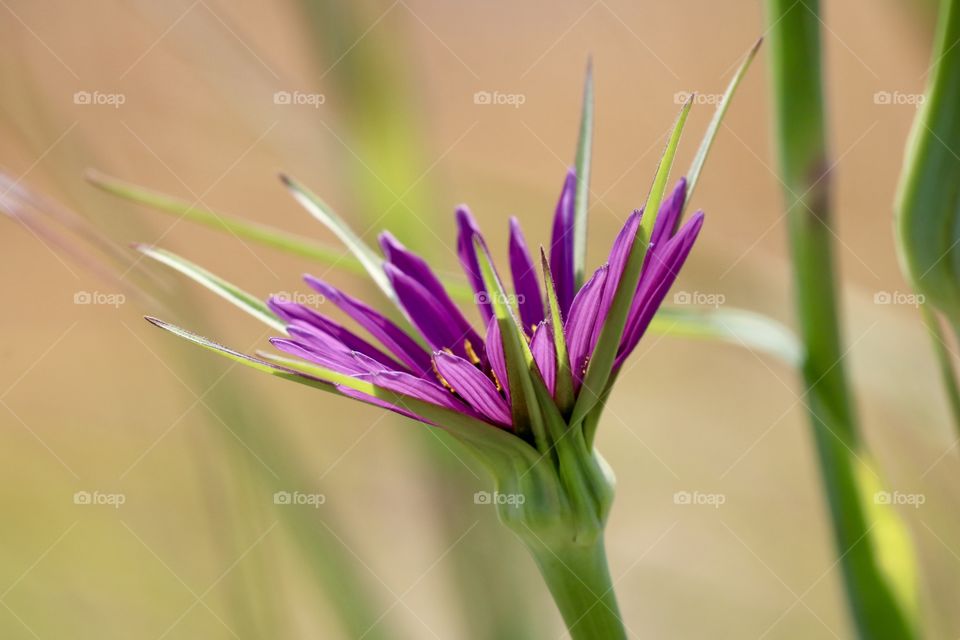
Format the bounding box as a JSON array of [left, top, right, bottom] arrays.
[[262, 176, 703, 441]]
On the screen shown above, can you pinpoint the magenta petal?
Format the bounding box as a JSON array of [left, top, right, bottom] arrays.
[[508, 217, 546, 331], [617, 211, 705, 366], [335, 385, 430, 424], [384, 263, 486, 363], [434, 351, 512, 427], [456, 206, 493, 324], [529, 321, 556, 395], [650, 178, 687, 249], [270, 337, 374, 376], [588, 211, 642, 349], [564, 264, 608, 392], [269, 297, 406, 371], [549, 169, 577, 316], [303, 276, 433, 376], [379, 231, 483, 359], [484, 316, 510, 404], [354, 368, 477, 417]]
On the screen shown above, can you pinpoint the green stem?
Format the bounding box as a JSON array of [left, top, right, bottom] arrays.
[[528, 538, 627, 640], [921, 305, 960, 439], [765, 1, 918, 638]]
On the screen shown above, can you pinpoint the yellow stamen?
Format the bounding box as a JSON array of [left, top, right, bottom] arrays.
[[463, 339, 482, 366]]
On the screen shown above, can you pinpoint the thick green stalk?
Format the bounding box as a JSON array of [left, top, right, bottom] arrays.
[[527, 538, 626, 640], [765, 1, 918, 637]]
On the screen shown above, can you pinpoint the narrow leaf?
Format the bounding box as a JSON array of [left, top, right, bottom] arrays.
[[280, 173, 394, 302], [87, 170, 365, 274], [540, 248, 575, 413], [137, 245, 285, 333], [686, 38, 763, 201], [573, 60, 594, 289], [571, 100, 692, 427]]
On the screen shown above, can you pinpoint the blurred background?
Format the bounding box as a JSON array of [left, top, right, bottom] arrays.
[[1, 1, 957, 638]]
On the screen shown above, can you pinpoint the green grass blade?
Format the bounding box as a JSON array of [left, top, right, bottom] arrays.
[[280, 174, 395, 302], [540, 249, 576, 413], [136, 245, 285, 333], [573, 60, 594, 289], [87, 170, 365, 274], [686, 38, 763, 202], [571, 100, 692, 427], [650, 306, 801, 367]]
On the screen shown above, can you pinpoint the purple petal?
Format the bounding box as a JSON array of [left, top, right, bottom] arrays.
[[484, 316, 510, 404], [385, 263, 486, 365], [434, 351, 512, 427], [270, 337, 374, 376], [379, 231, 483, 361], [564, 264, 608, 392], [529, 321, 556, 395], [355, 368, 477, 417], [650, 178, 688, 249], [269, 297, 405, 371], [335, 385, 429, 424], [303, 276, 433, 376], [588, 211, 642, 349], [617, 212, 705, 366], [508, 217, 545, 331], [549, 169, 577, 317], [456, 206, 492, 324]]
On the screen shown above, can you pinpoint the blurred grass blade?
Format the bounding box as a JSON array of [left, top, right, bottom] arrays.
[[766, 1, 919, 637], [896, 0, 960, 322], [136, 244, 284, 333], [651, 306, 801, 366], [573, 60, 594, 289], [686, 38, 763, 201], [87, 170, 365, 274], [571, 99, 692, 427], [281, 174, 394, 302]]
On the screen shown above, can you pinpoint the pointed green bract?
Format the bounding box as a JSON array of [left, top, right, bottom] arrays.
[[686, 38, 763, 202], [540, 249, 575, 413], [570, 100, 693, 427], [280, 173, 395, 303], [573, 60, 594, 289], [137, 245, 285, 333], [87, 171, 364, 273]]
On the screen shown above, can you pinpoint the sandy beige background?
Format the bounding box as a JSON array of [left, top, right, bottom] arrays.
[[1, 1, 957, 638]]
